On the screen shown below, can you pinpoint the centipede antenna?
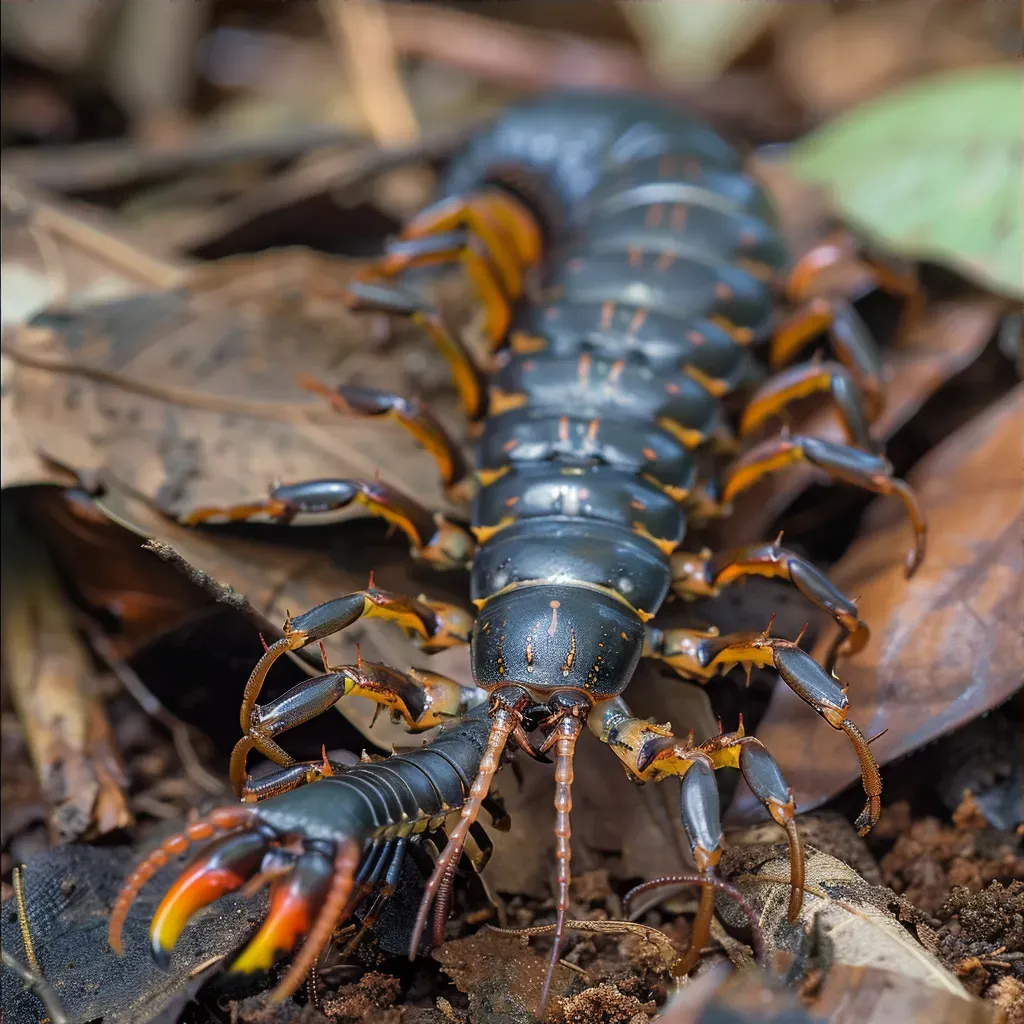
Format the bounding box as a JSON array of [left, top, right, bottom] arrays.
[[537, 716, 583, 1021], [108, 806, 255, 955], [269, 840, 360, 1004], [408, 709, 517, 959]]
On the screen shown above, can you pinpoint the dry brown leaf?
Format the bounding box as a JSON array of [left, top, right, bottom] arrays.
[[434, 930, 574, 1024], [1, 501, 132, 841], [2, 179, 185, 490], [811, 963, 999, 1024], [658, 962, 998, 1024], [728, 385, 1023, 822], [2, 249, 463, 520], [718, 844, 969, 999]]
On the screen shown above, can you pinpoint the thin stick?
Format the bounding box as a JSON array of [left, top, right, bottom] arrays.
[[84, 623, 223, 795], [623, 874, 765, 968]]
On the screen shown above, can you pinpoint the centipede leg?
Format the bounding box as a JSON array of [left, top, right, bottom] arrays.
[[183, 458, 475, 562], [723, 434, 926, 577], [770, 295, 885, 420], [700, 733, 804, 923], [227, 588, 474, 795], [378, 190, 541, 300], [344, 280, 487, 421], [366, 230, 515, 348], [669, 540, 869, 669], [673, 754, 723, 976], [708, 633, 883, 835], [588, 701, 778, 976], [231, 659, 475, 797], [739, 359, 876, 451]]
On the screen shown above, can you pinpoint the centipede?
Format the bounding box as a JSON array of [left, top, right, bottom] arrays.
[[110, 90, 928, 1019]]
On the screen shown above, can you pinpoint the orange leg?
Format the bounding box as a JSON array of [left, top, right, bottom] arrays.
[[344, 280, 486, 421], [778, 230, 925, 420], [723, 435, 926, 578], [786, 229, 923, 327], [740, 359, 875, 451], [299, 377, 473, 498], [770, 296, 885, 421], [183, 475, 475, 570], [670, 540, 869, 668], [396, 190, 541, 300], [365, 230, 514, 347], [589, 698, 804, 975]]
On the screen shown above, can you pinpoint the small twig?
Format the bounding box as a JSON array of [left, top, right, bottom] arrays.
[[2, 125, 362, 194], [2, 949, 69, 1024], [140, 540, 256, 618], [2, 178, 188, 291], [83, 622, 224, 795]]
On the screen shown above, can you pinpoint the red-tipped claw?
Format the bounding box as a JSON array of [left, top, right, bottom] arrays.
[[150, 831, 268, 967], [230, 850, 335, 975]]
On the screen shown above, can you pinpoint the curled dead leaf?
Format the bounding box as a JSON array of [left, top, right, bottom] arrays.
[[717, 843, 969, 999], [728, 385, 1023, 822]]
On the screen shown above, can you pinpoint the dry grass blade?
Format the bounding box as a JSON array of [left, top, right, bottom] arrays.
[[486, 918, 679, 974]]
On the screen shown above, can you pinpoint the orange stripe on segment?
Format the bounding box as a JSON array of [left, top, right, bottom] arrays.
[[627, 246, 642, 268], [600, 301, 615, 331], [627, 308, 648, 339], [671, 204, 689, 231], [656, 250, 676, 272], [645, 204, 664, 229], [577, 353, 592, 389]]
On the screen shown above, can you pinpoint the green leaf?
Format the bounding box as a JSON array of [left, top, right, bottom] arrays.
[[789, 65, 1023, 299]]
